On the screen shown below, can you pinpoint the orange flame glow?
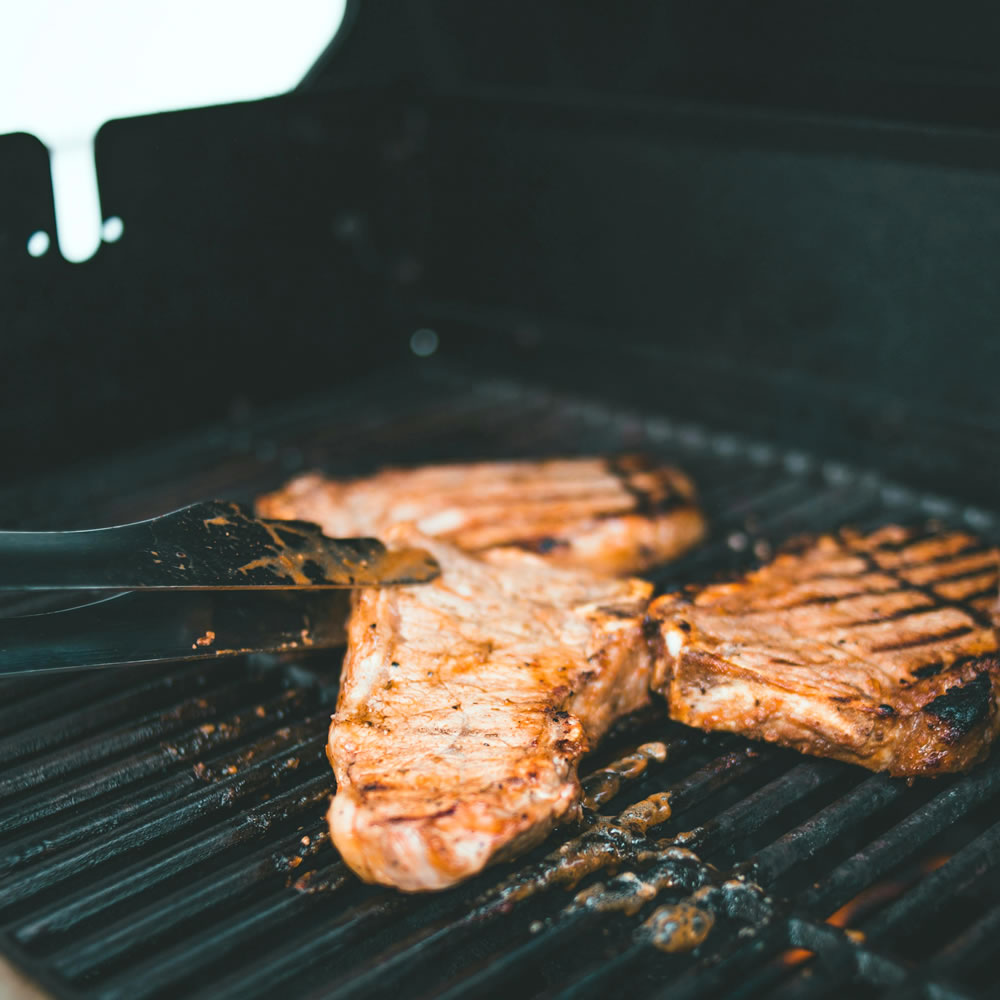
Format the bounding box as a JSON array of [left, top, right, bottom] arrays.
[[779, 853, 950, 969]]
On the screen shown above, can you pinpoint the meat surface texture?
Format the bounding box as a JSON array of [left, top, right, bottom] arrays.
[[649, 524, 1000, 776], [328, 525, 654, 891], [257, 454, 705, 576]]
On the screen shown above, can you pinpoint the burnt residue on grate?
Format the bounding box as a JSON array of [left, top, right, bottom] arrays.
[[0, 370, 999, 1000]]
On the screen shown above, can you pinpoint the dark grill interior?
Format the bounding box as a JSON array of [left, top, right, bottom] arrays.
[[1, 366, 997, 1000]]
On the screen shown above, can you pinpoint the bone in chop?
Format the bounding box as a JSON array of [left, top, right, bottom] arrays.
[[649, 525, 1000, 777], [328, 525, 655, 891]]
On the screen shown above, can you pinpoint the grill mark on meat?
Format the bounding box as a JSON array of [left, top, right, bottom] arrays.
[[869, 624, 976, 653], [839, 601, 937, 629], [925, 564, 999, 587], [963, 586, 1000, 604], [867, 527, 950, 552], [780, 584, 903, 609], [605, 455, 691, 517], [897, 541, 995, 568], [848, 536, 996, 632]]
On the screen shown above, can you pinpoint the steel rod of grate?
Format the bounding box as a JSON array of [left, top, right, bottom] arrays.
[[551, 751, 984, 1000], [0, 670, 295, 812], [804, 757, 1000, 914], [928, 900, 1000, 973], [739, 773, 1000, 999], [723, 816, 1000, 1000], [47, 822, 334, 981], [0, 667, 158, 734], [0, 727, 328, 918], [742, 771, 906, 884], [767, 918, 977, 1000], [669, 758, 843, 855], [91, 860, 360, 1000], [0, 661, 244, 772], [175, 890, 424, 1000], [879, 901, 1000, 1000], [864, 815, 1000, 943], [89, 732, 691, 1000], [783, 918, 912, 993], [645, 918, 790, 1000], [0, 685, 307, 846], [10, 769, 331, 947]]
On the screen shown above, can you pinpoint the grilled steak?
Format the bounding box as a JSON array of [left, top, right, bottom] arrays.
[[328, 525, 654, 891], [649, 524, 1000, 776], [257, 455, 705, 575]]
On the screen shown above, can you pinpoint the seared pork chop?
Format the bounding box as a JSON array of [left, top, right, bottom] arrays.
[[649, 525, 1000, 776], [328, 526, 654, 891], [257, 455, 705, 576]]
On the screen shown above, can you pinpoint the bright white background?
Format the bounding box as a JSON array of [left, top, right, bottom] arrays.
[[0, 1, 347, 262]]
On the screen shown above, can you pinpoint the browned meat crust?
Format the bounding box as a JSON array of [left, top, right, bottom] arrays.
[[649, 525, 1000, 776], [257, 455, 705, 576], [328, 526, 654, 891]]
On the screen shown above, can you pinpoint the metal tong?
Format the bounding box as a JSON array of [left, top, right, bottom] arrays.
[[0, 500, 440, 675]]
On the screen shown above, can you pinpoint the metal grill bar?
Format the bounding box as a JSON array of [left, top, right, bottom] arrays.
[[0, 726, 328, 919], [865, 816, 1000, 942], [0, 368, 998, 1000], [0, 686, 307, 849], [804, 757, 1000, 915], [47, 822, 332, 981], [743, 773, 905, 885]]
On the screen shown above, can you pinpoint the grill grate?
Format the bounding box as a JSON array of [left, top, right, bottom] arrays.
[[1, 364, 998, 1000]]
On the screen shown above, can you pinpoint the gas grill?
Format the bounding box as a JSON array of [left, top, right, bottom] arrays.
[[1, 367, 998, 999], [3, 2, 1000, 997]]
